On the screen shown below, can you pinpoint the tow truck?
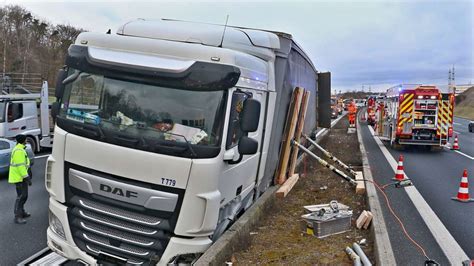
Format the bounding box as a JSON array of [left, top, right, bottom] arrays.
[[0, 73, 53, 152]]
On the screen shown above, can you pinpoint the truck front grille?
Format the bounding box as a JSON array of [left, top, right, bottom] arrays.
[[64, 163, 184, 266], [69, 196, 169, 265]]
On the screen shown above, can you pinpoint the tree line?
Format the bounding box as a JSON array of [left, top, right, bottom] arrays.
[[0, 5, 84, 90]]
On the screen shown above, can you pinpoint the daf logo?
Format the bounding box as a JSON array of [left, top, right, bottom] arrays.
[[100, 184, 138, 198]]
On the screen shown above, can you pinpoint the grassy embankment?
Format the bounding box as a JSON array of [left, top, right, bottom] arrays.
[[455, 86, 474, 120]]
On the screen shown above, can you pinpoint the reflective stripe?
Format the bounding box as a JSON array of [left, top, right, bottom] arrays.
[[10, 163, 27, 167], [21, 174, 29, 178]]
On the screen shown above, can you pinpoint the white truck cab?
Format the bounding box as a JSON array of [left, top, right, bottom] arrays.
[[0, 82, 53, 152], [46, 19, 328, 265]]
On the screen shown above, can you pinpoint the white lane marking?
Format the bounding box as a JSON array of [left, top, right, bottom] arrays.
[[454, 131, 461, 135], [35, 154, 51, 159], [368, 125, 470, 263], [454, 122, 462, 126], [454, 150, 474, 160]]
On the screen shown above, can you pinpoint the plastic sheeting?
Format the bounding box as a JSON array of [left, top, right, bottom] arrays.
[[258, 36, 320, 194]]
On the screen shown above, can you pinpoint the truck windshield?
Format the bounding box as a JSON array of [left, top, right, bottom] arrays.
[[57, 69, 227, 158]]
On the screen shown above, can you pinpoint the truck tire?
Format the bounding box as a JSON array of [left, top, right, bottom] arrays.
[[26, 136, 37, 154]]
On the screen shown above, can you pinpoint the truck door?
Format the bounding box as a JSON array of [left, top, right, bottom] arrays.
[[219, 89, 265, 208]]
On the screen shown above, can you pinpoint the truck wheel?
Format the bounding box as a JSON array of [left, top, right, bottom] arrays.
[[26, 136, 37, 154]]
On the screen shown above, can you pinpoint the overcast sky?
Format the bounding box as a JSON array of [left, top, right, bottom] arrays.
[[2, 0, 473, 92]]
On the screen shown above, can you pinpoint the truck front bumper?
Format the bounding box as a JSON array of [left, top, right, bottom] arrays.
[[47, 198, 213, 265]]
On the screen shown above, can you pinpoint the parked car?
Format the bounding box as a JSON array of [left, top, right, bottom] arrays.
[[469, 121, 473, 133], [0, 138, 35, 176], [355, 99, 366, 107]]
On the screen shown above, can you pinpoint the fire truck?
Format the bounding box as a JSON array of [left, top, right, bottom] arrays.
[[374, 84, 454, 148], [366, 96, 377, 126]]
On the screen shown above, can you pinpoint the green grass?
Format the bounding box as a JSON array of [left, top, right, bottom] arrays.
[[455, 106, 474, 120]]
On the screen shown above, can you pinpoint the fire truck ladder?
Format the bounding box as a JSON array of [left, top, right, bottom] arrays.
[[436, 96, 450, 146]]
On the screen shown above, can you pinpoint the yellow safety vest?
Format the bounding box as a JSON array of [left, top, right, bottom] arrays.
[[8, 144, 30, 184]]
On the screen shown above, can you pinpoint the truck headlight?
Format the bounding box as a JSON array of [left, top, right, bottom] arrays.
[[49, 210, 66, 240]]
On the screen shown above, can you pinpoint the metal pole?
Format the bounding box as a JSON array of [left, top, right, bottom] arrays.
[[303, 134, 358, 177], [292, 140, 357, 186], [345, 247, 362, 266], [353, 243, 372, 266]]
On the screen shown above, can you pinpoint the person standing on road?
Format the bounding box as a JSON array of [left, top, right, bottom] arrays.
[[8, 134, 32, 224], [348, 99, 357, 127]]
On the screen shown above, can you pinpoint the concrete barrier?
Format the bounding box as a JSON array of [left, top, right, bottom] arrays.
[[356, 108, 396, 265]]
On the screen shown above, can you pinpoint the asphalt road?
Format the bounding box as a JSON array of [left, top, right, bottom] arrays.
[[0, 155, 50, 266], [453, 117, 474, 158], [385, 118, 474, 258], [359, 117, 450, 265], [360, 114, 473, 263]]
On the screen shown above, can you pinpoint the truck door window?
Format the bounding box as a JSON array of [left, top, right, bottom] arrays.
[[226, 91, 250, 149], [7, 103, 23, 122]]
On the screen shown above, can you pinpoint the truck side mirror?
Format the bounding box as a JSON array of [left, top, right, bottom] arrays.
[[238, 136, 258, 155], [55, 69, 67, 99], [240, 98, 260, 132], [51, 102, 60, 121]]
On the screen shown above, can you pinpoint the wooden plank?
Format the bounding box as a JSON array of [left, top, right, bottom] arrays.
[[275, 87, 304, 184], [363, 211, 373, 229], [276, 174, 300, 198], [355, 171, 365, 194], [356, 210, 369, 229], [288, 90, 310, 177]]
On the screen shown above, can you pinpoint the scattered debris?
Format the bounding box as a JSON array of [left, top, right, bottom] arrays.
[[249, 232, 258, 235], [320, 185, 328, 190], [300, 200, 353, 238], [356, 210, 373, 229], [345, 247, 362, 266], [353, 242, 372, 266], [358, 238, 367, 246]]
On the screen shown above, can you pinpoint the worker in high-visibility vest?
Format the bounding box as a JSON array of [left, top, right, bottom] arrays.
[[9, 134, 32, 224], [348, 99, 358, 127]]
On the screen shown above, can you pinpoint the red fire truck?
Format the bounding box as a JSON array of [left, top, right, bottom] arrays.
[[366, 96, 377, 126], [374, 84, 454, 148]]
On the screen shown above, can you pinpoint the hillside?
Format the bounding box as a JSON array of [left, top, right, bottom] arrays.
[[0, 5, 84, 88], [455, 86, 474, 120]]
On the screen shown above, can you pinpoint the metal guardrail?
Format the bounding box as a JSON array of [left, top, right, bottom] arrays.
[[1, 73, 43, 94]]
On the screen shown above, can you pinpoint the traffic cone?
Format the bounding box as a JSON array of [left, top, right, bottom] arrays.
[[452, 134, 459, 150], [452, 169, 474, 202], [393, 155, 406, 181]]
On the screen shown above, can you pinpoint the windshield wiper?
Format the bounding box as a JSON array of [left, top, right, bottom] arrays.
[[136, 124, 198, 158], [73, 123, 105, 140], [63, 70, 81, 85]]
